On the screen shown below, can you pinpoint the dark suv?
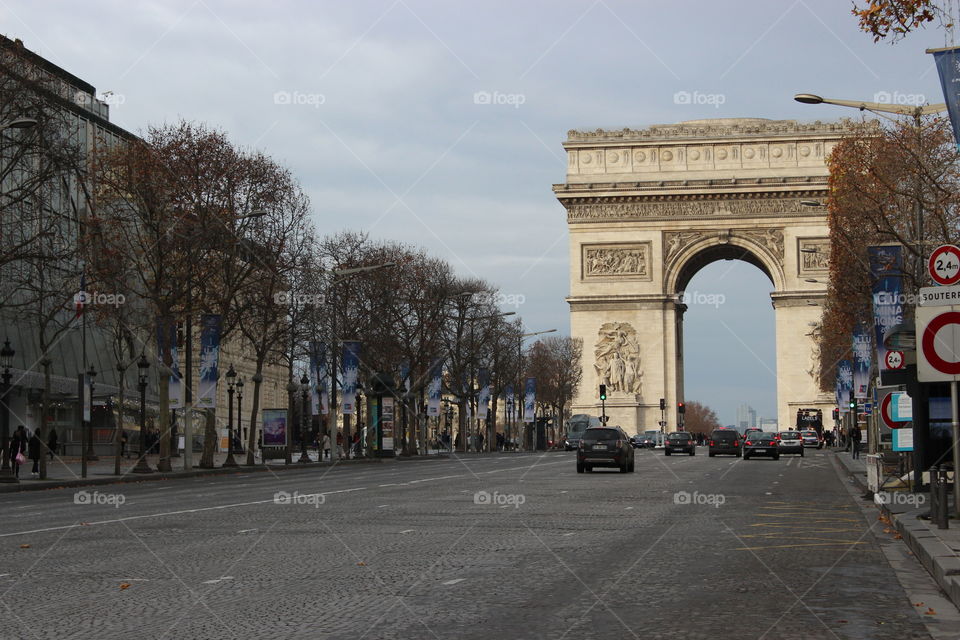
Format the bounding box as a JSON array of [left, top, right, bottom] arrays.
[[708, 429, 741, 457], [665, 432, 695, 456], [577, 426, 635, 473]]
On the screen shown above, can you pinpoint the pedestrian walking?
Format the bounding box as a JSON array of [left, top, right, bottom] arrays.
[[851, 425, 862, 460], [47, 427, 58, 460], [322, 433, 330, 460], [120, 429, 128, 458], [10, 425, 27, 478], [28, 429, 41, 477], [336, 431, 344, 458]]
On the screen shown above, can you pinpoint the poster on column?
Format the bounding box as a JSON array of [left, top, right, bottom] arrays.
[[523, 377, 536, 422], [852, 324, 871, 399], [261, 408, 287, 447], [381, 396, 395, 451], [427, 359, 443, 417], [341, 341, 361, 414], [477, 368, 490, 420], [196, 314, 222, 409]]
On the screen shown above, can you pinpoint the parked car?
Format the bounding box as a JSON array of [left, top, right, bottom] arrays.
[[800, 430, 823, 449], [743, 432, 780, 460], [778, 430, 804, 456], [577, 426, 635, 473], [665, 432, 696, 456], [708, 429, 741, 457]]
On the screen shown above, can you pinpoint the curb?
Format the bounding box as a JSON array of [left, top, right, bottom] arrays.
[[888, 506, 960, 611], [831, 450, 960, 611]]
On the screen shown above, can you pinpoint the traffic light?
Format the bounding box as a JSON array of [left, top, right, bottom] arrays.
[[599, 384, 607, 400], [677, 401, 685, 414], [659, 398, 666, 411], [832, 407, 839, 421], [848, 390, 856, 412]]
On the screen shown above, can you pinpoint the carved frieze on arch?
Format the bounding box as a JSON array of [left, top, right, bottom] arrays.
[[663, 228, 786, 292]]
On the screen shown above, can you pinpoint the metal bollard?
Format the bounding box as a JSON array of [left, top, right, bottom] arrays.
[[938, 467, 950, 529]]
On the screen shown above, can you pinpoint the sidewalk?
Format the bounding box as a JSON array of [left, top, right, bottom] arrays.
[[0, 450, 400, 494], [833, 448, 960, 610], [0, 447, 542, 494]]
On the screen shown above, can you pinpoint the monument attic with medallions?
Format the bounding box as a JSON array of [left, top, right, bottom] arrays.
[[554, 118, 856, 433]]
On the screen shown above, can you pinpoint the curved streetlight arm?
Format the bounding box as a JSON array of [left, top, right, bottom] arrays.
[[794, 93, 946, 117]]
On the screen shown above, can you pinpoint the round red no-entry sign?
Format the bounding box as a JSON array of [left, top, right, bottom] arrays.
[[880, 392, 898, 430], [928, 244, 960, 285], [921, 310, 960, 375]]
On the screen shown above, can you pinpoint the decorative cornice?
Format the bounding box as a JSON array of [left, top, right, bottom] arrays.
[[564, 194, 826, 223], [565, 118, 874, 144]]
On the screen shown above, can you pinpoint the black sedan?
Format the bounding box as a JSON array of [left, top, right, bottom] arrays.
[[743, 432, 780, 460], [577, 426, 635, 473], [664, 432, 696, 456]]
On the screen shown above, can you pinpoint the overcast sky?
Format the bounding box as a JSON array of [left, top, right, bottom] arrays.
[[2, 0, 950, 424]]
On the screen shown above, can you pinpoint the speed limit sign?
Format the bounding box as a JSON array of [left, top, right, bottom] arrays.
[[884, 350, 905, 370], [929, 244, 960, 286]]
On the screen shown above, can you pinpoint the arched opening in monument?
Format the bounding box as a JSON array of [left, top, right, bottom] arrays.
[[675, 249, 777, 431]]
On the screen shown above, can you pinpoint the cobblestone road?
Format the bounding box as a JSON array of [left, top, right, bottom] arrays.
[[0, 450, 954, 639]]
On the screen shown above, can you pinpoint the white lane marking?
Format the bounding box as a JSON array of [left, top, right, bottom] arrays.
[[560, 491, 568, 494], [625, 507, 634, 510], [0, 487, 368, 538], [377, 505, 388, 508], [400, 529, 414, 534], [154, 486, 174, 490], [379, 483, 398, 487], [2, 459, 567, 538], [765, 492, 773, 495], [443, 578, 465, 585], [563, 532, 576, 537], [238, 529, 257, 534]]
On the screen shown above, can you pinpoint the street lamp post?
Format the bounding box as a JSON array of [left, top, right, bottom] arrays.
[[299, 372, 311, 463], [86, 365, 98, 461], [517, 328, 557, 451], [327, 262, 397, 463], [0, 340, 16, 483], [223, 365, 238, 467], [236, 377, 244, 454], [132, 354, 153, 474]]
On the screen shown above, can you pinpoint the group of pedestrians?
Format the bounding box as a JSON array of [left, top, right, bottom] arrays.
[[7, 425, 54, 478]]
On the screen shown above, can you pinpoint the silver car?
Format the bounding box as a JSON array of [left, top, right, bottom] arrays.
[[778, 430, 804, 456]]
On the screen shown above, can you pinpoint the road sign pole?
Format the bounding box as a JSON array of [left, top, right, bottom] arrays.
[[952, 381, 960, 518]]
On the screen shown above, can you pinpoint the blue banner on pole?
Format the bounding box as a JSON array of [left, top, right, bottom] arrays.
[[197, 314, 222, 409], [931, 46, 960, 147], [427, 359, 443, 417], [852, 324, 871, 399], [523, 377, 536, 422], [837, 359, 853, 414], [341, 341, 361, 415], [477, 368, 490, 420], [868, 245, 905, 374]]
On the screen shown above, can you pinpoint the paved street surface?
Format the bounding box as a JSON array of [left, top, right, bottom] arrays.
[[0, 449, 956, 639]]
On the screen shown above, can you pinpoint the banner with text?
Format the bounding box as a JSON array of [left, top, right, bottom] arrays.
[[837, 359, 853, 414], [868, 245, 905, 375], [852, 324, 871, 399]]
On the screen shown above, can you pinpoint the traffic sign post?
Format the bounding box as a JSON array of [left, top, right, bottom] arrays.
[[916, 302, 960, 517], [929, 244, 960, 286], [884, 350, 905, 370]]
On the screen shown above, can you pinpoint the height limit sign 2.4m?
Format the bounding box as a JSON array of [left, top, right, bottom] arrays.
[[928, 244, 960, 286]]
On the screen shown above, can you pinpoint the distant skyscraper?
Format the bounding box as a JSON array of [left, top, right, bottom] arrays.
[[736, 404, 757, 430]]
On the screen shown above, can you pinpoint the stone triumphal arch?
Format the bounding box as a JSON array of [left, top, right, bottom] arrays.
[[555, 118, 854, 433]]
